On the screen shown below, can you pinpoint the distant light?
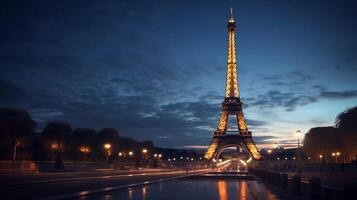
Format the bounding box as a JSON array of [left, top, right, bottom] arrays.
[[129, 151, 134, 156], [199, 157, 202, 160], [267, 149, 272, 154], [51, 144, 58, 150], [191, 158, 194, 161], [180, 157, 183, 159], [336, 152, 341, 156], [142, 149, 148, 154], [154, 153, 158, 157], [158, 154, 162, 158], [285, 157, 288, 160], [308, 157, 311, 160], [168, 159, 171, 162], [293, 157, 296, 160], [218, 159, 222, 162], [104, 144, 111, 149], [277, 157, 280, 160], [118, 152, 123, 157], [319, 154, 323, 158], [173, 158, 176, 161]]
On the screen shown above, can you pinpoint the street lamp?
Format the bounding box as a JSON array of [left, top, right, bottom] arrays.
[[128, 151, 134, 156], [51, 143, 58, 161], [80, 146, 90, 162], [332, 152, 336, 163], [118, 152, 123, 157], [267, 149, 272, 154], [294, 130, 302, 161], [142, 149, 148, 154], [319, 154, 323, 163], [336, 152, 341, 163], [104, 143, 111, 163]]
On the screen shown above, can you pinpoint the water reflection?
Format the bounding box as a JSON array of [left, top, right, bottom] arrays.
[[81, 180, 279, 200], [217, 181, 228, 200], [142, 187, 147, 200], [238, 181, 247, 200]]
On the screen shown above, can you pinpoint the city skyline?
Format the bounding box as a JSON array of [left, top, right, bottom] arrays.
[[1, 0, 357, 149]]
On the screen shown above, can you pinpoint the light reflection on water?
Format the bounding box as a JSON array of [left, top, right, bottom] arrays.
[[80, 180, 279, 200]]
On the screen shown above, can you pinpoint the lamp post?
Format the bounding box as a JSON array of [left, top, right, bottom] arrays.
[[142, 148, 148, 167], [51, 143, 58, 161], [332, 152, 336, 163], [336, 152, 341, 163], [104, 143, 111, 164], [294, 130, 302, 161], [80, 146, 89, 162]]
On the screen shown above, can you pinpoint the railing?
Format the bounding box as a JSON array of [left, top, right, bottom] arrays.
[[249, 168, 348, 200]]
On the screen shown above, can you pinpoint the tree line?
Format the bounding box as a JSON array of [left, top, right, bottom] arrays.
[[0, 107, 197, 168]]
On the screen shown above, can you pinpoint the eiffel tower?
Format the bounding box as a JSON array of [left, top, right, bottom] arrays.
[[204, 9, 262, 161]]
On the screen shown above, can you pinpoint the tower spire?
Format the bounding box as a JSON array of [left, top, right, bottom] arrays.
[[225, 8, 238, 97], [229, 8, 235, 23]]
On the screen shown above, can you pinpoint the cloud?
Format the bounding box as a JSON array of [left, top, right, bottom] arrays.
[[320, 90, 357, 100]]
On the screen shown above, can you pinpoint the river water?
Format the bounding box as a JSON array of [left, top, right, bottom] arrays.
[[80, 179, 280, 200]]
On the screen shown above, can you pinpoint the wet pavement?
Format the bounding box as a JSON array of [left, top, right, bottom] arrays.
[[79, 179, 280, 200]]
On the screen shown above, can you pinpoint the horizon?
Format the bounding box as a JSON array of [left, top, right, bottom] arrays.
[[1, 0, 357, 149]]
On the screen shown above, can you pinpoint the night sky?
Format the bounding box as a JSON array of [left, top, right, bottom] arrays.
[[1, 0, 357, 149]]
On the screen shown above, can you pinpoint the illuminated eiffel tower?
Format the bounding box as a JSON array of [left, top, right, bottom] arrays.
[[204, 9, 262, 161]]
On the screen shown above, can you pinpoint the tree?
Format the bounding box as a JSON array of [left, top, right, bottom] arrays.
[[335, 106, 357, 131], [42, 121, 72, 169], [0, 108, 36, 161]]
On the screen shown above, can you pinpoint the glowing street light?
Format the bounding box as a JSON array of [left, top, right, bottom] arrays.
[[118, 152, 123, 157], [104, 143, 111, 150], [267, 149, 272, 154], [104, 143, 111, 163], [154, 153, 158, 157], [332, 152, 341, 163], [128, 151, 134, 156], [142, 149, 148, 154], [158, 154, 162, 158], [51, 143, 58, 150], [80, 146, 90, 162]]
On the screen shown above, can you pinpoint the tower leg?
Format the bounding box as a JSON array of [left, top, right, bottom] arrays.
[[216, 112, 228, 135], [236, 111, 249, 134]]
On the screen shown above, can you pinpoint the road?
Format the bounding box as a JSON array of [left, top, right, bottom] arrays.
[[1, 168, 210, 200]]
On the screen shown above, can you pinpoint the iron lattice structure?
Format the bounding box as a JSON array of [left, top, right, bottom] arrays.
[[204, 11, 262, 161]]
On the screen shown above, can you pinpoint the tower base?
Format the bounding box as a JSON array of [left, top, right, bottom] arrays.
[[204, 134, 261, 160]]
